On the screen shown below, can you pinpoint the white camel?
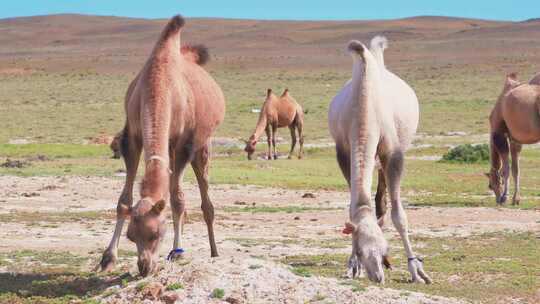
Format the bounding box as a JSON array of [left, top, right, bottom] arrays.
[[328, 36, 431, 284]]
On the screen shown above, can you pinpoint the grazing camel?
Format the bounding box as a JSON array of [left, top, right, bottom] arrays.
[[328, 36, 431, 284], [98, 15, 225, 277], [486, 72, 540, 205], [244, 89, 304, 160]]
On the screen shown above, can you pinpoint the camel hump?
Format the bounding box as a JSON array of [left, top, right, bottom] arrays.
[[504, 72, 521, 92], [370, 36, 388, 51], [347, 40, 365, 56], [529, 72, 540, 85], [181, 44, 210, 66], [159, 15, 185, 42]]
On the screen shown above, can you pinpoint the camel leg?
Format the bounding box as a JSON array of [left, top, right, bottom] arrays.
[[385, 151, 431, 284], [169, 149, 190, 259], [499, 141, 511, 204], [336, 144, 364, 276], [265, 125, 272, 160], [335, 145, 351, 187], [510, 141, 522, 205], [99, 133, 141, 272], [191, 143, 218, 257], [375, 168, 387, 227], [297, 118, 304, 159], [287, 125, 297, 159], [272, 124, 278, 160]]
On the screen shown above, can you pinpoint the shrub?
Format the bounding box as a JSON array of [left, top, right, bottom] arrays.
[[211, 288, 225, 299], [166, 282, 184, 291], [441, 144, 489, 163]]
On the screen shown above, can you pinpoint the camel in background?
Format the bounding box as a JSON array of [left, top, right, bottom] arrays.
[[99, 15, 225, 276], [328, 36, 431, 284], [244, 89, 304, 160], [486, 72, 540, 205]]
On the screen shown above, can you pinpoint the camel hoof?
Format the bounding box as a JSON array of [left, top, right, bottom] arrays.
[[273, 155, 278, 160], [287, 155, 292, 159], [98, 251, 117, 272], [346, 255, 361, 279], [512, 197, 520, 205], [408, 257, 432, 284]]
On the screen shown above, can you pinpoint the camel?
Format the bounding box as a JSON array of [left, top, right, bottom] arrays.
[[486, 72, 540, 205], [98, 15, 225, 277], [328, 36, 431, 284], [244, 89, 304, 160]]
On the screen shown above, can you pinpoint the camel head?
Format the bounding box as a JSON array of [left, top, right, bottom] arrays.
[[244, 136, 257, 160], [485, 171, 507, 204], [109, 134, 122, 159], [122, 198, 167, 277], [343, 209, 391, 283]]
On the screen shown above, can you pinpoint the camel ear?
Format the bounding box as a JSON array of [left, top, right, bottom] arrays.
[[342, 222, 357, 235], [383, 255, 392, 270], [119, 204, 132, 218], [266, 88, 272, 97], [281, 88, 289, 97], [151, 199, 166, 215]]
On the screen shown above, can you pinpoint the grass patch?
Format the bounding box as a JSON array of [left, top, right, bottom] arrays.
[[1, 144, 539, 210], [166, 282, 184, 291], [210, 288, 225, 299], [227, 237, 348, 249], [0, 210, 116, 224], [223, 205, 339, 214], [0, 250, 136, 304], [281, 232, 540, 303]]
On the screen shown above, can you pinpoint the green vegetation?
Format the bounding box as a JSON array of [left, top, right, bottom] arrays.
[[0, 250, 135, 304], [223, 205, 339, 214], [210, 288, 225, 299], [441, 144, 489, 163], [166, 282, 184, 291], [227, 237, 348, 249], [0, 66, 522, 144], [282, 233, 539, 303], [2, 144, 540, 209]]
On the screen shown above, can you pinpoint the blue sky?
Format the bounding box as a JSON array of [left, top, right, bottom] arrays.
[[2, 1, 539, 21]]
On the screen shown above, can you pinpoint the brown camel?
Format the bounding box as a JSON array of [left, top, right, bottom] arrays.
[[244, 88, 304, 160], [486, 72, 540, 205], [328, 36, 430, 284], [99, 15, 225, 277]]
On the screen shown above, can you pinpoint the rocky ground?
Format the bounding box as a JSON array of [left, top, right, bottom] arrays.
[[0, 176, 538, 303]]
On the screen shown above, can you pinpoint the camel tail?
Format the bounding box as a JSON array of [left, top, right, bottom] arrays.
[[369, 36, 388, 68], [181, 44, 210, 65]]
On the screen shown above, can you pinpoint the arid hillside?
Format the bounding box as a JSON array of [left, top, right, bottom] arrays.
[[1, 14, 539, 74]]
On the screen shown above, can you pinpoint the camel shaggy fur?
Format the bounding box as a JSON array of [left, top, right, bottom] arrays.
[[328, 36, 431, 284], [244, 89, 304, 160], [487, 72, 540, 205], [99, 15, 225, 276]]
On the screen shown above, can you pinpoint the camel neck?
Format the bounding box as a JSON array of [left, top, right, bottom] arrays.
[[349, 59, 380, 211], [251, 110, 268, 140]]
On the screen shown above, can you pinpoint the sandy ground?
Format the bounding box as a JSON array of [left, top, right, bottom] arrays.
[[0, 176, 539, 303]]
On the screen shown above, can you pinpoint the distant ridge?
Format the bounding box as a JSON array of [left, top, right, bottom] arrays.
[[522, 17, 540, 23]]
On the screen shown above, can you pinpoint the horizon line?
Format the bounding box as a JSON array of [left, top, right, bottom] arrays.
[[1, 12, 534, 23]]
